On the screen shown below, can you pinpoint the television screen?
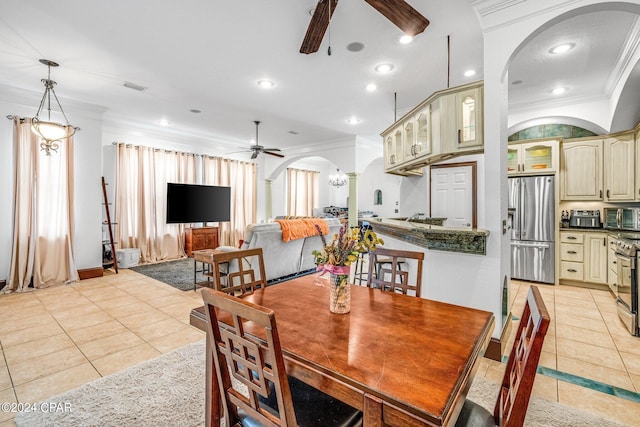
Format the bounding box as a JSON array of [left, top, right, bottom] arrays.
[[166, 183, 231, 224]]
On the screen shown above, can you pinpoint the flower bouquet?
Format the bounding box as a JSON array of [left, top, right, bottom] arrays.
[[312, 224, 383, 313]]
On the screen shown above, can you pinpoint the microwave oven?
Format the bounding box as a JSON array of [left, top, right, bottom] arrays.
[[604, 208, 640, 231]]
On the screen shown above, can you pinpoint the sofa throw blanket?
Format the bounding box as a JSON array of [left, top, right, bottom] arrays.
[[275, 218, 330, 242]]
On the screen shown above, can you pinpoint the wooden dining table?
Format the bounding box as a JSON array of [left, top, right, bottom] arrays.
[[190, 273, 495, 427]]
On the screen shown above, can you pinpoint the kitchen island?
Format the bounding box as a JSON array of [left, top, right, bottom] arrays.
[[367, 217, 489, 255]]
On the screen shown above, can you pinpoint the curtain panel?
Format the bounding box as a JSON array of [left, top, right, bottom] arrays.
[[287, 168, 319, 217], [202, 157, 256, 246], [115, 144, 196, 263], [4, 117, 78, 292]]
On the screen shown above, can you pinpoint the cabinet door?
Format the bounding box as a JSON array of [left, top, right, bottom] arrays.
[[585, 233, 608, 284], [384, 135, 395, 170], [414, 106, 431, 157], [561, 139, 603, 200], [455, 87, 483, 149], [393, 126, 404, 165], [605, 133, 634, 201], [403, 120, 416, 160]]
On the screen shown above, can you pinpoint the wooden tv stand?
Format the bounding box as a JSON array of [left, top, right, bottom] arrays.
[[184, 226, 219, 257]]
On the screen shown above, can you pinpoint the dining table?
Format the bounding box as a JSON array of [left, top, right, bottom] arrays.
[[190, 273, 495, 427]]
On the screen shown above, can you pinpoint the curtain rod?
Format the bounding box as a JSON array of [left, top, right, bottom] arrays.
[[6, 115, 26, 123], [112, 141, 256, 165]]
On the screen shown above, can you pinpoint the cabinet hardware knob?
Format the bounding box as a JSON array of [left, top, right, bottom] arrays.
[[568, 236, 577, 240], [458, 129, 462, 144], [568, 250, 577, 254], [568, 269, 577, 273], [607, 189, 610, 198], [600, 190, 603, 198]]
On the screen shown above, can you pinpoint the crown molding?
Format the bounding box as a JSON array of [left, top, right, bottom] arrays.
[[605, 15, 640, 97], [472, 0, 582, 32]]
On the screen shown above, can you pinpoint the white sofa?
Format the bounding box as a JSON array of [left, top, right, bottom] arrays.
[[240, 218, 342, 282]]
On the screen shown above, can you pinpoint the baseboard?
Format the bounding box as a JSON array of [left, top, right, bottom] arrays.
[[484, 313, 512, 362], [78, 267, 104, 280]]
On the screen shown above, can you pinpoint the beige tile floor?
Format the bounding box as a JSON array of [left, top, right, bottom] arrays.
[[0, 271, 639, 425]]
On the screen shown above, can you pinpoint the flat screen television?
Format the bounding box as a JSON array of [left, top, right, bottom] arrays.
[[166, 183, 231, 224]]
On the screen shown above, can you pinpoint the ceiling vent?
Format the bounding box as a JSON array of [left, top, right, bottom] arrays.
[[123, 81, 147, 91]]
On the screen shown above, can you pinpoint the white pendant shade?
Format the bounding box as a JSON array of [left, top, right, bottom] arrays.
[[32, 120, 69, 142]]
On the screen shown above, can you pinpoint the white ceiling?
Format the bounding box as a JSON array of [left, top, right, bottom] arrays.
[[0, 1, 638, 154]]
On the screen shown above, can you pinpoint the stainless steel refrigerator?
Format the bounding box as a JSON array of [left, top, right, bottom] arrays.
[[508, 176, 555, 284]]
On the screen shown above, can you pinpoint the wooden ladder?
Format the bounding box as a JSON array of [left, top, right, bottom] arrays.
[[101, 177, 118, 273]]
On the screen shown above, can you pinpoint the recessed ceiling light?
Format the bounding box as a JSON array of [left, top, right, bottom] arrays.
[[551, 87, 567, 95], [375, 63, 394, 73], [549, 43, 575, 54], [159, 119, 170, 127], [347, 117, 360, 124], [257, 79, 275, 89], [366, 83, 377, 92], [463, 69, 476, 77], [399, 35, 413, 44], [512, 80, 523, 85]]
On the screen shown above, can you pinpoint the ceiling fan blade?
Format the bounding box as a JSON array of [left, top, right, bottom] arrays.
[[364, 0, 429, 37], [264, 150, 285, 158], [251, 151, 259, 159], [300, 0, 339, 54], [263, 148, 282, 152]]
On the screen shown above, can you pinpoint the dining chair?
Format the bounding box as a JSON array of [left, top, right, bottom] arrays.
[[201, 288, 363, 427], [367, 247, 425, 297], [454, 285, 550, 427], [210, 248, 267, 296]]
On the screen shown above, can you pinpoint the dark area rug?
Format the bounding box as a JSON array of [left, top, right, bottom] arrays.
[[129, 258, 201, 291]]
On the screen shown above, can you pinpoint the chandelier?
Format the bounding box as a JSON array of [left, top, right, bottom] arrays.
[[32, 59, 77, 155], [328, 169, 348, 187]]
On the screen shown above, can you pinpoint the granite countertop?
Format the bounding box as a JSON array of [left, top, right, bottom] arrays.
[[368, 218, 489, 255]]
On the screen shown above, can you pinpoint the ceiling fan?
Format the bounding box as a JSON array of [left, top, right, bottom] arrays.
[[237, 121, 284, 159], [300, 0, 430, 54]]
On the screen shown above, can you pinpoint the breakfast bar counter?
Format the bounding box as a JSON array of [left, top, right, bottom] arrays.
[[367, 218, 489, 255]]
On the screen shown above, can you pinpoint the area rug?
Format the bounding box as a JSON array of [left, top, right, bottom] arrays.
[[15, 340, 631, 427], [129, 258, 198, 291]]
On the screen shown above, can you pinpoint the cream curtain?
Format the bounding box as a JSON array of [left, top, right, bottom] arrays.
[[115, 144, 196, 263], [287, 168, 319, 217], [202, 157, 256, 246], [4, 117, 78, 292]]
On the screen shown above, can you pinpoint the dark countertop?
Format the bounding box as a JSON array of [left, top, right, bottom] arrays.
[[368, 218, 489, 255]]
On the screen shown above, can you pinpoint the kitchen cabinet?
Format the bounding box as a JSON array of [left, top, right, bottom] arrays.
[[404, 105, 432, 160], [381, 81, 483, 175], [454, 87, 483, 150], [384, 125, 404, 171], [185, 226, 219, 257], [559, 231, 608, 285], [560, 138, 603, 200], [508, 139, 558, 175], [605, 131, 635, 201]]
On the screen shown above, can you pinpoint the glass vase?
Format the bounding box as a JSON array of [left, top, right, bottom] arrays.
[[329, 273, 351, 314]]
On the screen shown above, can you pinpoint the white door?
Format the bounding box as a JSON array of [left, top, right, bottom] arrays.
[[430, 164, 475, 228]]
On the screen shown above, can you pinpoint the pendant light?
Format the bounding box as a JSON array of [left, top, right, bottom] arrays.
[[32, 59, 78, 155]]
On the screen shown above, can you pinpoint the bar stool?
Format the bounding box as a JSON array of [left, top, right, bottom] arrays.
[[353, 251, 369, 285]]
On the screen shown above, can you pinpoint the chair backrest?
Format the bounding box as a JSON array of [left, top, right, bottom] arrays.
[[201, 288, 297, 427], [367, 247, 425, 297], [495, 286, 550, 427], [211, 247, 267, 296]]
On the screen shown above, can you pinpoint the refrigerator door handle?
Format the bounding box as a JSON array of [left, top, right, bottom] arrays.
[[511, 241, 551, 249]]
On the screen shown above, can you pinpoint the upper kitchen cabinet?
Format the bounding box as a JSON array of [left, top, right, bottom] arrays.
[[605, 131, 635, 201], [560, 138, 603, 200], [508, 139, 558, 175], [454, 87, 483, 150], [381, 81, 483, 175], [383, 125, 404, 172]]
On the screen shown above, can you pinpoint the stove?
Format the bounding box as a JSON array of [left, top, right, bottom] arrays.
[[611, 232, 640, 336]]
